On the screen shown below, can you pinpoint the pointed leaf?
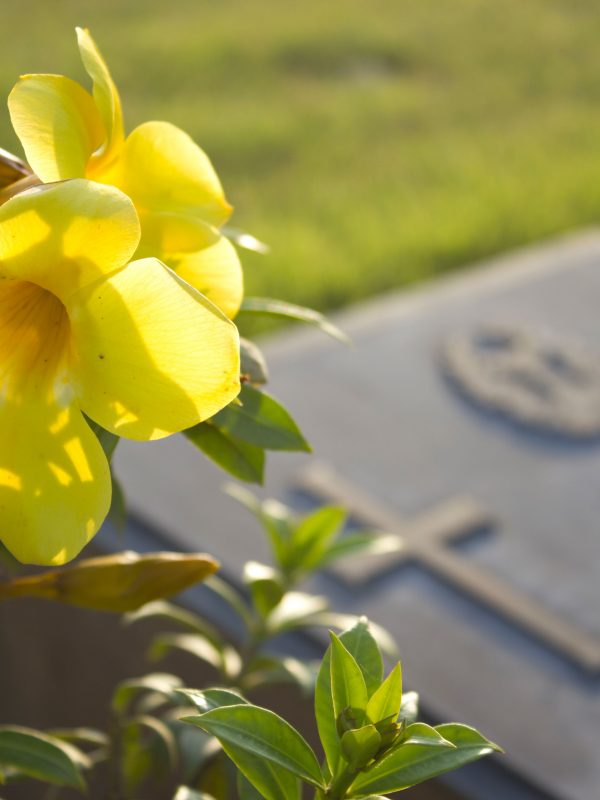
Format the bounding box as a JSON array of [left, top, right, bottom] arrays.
[[315, 618, 383, 775], [205, 575, 254, 628], [178, 688, 248, 713], [400, 723, 454, 748], [0, 727, 87, 789], [240, 298, 350, 344], [286, 507, 346, 573], [330, 633, 369, 723], [0, 552, 218, 612], [265, 592, 329, 634], [341, 725, 381, 769], [212, 385, 310, 452], [183, 705, 324, 789], [366, 663, 402, 723], [225, 741, 301, 800], [239, 338, 269, 385], [350, 724, 501, 796], [243, 561, 285, 617], [184, 423, 264, 484], [112, 673, 183, 714]]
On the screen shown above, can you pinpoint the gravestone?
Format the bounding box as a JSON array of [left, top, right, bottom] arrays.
[[115, 230, 600, 800]]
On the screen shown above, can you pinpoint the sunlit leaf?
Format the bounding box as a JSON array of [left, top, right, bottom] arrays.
[[112, 673, 183, 714], [178, 688, 249, 713], [222, 226, 269, 255], [212, 385, 310, 452], [183, 705, 323, 789], [285, 507, 345, 574], [0, 552, 219, 612], [243, 561, 285, 617], [401, 723, 454, 748], [265, 592, 329, 634], [366, 663, 402, 723], [239, 297, 349, 344], [315, 618, 383, 775], [330, 633, 368, 723], [350, 724, 502, 796]]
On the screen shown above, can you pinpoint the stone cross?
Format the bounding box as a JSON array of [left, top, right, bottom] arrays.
[[297, 462, 600, 675]]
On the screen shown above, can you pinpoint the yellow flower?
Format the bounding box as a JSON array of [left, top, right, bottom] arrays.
[[0, 179, 239, 566], [8, 27, 243, 319]]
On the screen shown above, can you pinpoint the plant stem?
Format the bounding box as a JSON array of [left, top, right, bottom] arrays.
[[326, 766, 358, 799]]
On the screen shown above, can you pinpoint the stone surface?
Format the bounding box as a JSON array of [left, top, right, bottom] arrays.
[[115, 230, 600, 800]]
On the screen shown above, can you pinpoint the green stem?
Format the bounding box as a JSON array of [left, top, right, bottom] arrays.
[[326, 766, 358, 799]]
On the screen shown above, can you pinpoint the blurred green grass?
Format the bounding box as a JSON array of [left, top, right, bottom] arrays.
[[2, 0, 600, 323]]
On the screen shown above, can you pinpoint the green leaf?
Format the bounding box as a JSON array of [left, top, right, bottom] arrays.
[[399, 691, 419, 725], [174, 787, 216, 800], [184, 422, 264, 484], [225, 741, 301, 800], [124, 600, 224, 647], [401, 723, 454, 748], [46, 728, 108, 748], [243, 561, 285, 617], [265, 592, 329, 634], [177, 687, 249, 713], [330, 633, 369, 723], [295, 612, 397, 658], [317, 532, 397, 568], [366, 663, 402, 724], [86, 417, 120, 462], [109, 476, 127, 531], [285, 507, 346, 573], [121, 715, 176, 796], [315, 618, 383, 775], [183, 704, 324, 789], [112, 673, 183, 714], [239, 338, 269, 385], [148, 633, 242, 681], [341, 725, 381, 769], [0, 727, 87, 790], [0, 551, 218, 612], [212, 385, 310, 452], [222, 226, 269, 255], [239, 297, 350, 344], [350, 724, 502, 796]]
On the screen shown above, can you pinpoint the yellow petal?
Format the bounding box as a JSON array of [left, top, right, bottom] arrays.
[[137, 210, 219, 255], [169, 235, 244, 319], [69, 257, 240, 440], [76, 27, 124, 162], [0, 395, 111, 565], [8, 74, 104, 182], [0, 179, 140, 302], [114, 121, 232, 226]]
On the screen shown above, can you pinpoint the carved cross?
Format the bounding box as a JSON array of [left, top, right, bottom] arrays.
[[297, 462, 600, 675]]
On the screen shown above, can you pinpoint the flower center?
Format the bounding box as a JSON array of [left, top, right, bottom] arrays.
[[0, 280, 71, 401]]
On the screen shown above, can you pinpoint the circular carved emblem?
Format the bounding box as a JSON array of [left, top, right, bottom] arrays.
[[441, 324, 600, 438]]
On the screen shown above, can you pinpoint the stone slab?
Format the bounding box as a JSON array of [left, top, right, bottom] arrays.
[[115, 230, 600, 800]]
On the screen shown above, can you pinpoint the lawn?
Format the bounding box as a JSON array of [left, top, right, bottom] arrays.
[[2, 0, 600, 323]]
